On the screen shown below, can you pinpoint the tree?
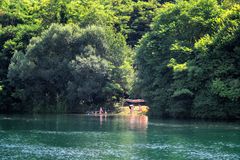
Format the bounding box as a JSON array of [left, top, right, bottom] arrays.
[[136, 0, 239, 118], [192, 3, 240, 119], [8, 24, 134, 113]]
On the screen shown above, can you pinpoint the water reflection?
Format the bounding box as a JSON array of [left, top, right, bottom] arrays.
[[127, 115, 148, 130], [98, 115, 148, 130], [0, 115, 239, 160], [99, 114, 107, 126]]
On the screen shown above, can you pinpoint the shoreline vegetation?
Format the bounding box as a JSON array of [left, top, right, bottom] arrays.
[[0, 0, 240, 120]]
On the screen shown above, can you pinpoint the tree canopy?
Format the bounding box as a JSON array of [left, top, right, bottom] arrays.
[[0, 0, 157, 113], [135, 0, 240, 119], [7, 24, 133, 113], [0, 0, 239, 119]]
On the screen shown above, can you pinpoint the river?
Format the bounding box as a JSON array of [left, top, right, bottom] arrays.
[[0, 114, 239, 159]]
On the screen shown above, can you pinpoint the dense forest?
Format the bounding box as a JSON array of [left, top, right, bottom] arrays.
[[0, 0, 239, 119]]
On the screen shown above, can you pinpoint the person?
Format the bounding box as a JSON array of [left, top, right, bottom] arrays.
[[99, 107, 103, 115]]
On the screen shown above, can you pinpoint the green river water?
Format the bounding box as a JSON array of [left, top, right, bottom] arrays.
[[0, 114, 239, 160]]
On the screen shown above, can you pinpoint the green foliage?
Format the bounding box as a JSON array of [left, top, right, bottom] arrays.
[[135, 0, 240, 119], [8, 24, 133, 113], [192, 3, 240, 119], [168, 58, 187, 72], [0, 0, 160, 80], [1, 0, 239, 119], [212, 79, 240, 101], [172, 89, 193, 98], [125, 0, 160, 46], [1, 0, 151, 113]]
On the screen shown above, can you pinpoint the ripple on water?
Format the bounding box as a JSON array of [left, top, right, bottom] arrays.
[[118, 143, 240, 160], [0, 141, 239, 160], [30, 130, 110, 136], [0, 143, 132, 160], [214, 142, 240, 148]]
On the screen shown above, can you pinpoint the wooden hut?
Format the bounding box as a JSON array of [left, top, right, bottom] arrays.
[[124, 99, 146, 106]]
